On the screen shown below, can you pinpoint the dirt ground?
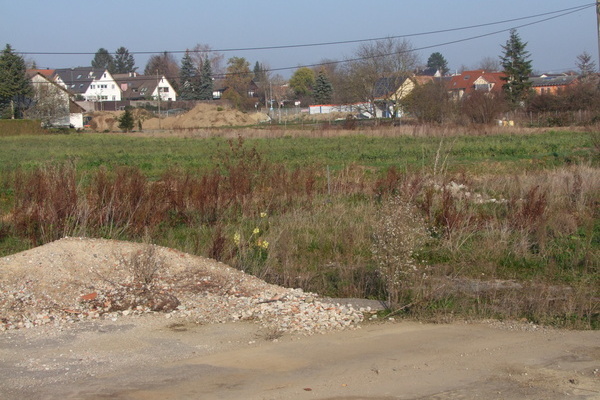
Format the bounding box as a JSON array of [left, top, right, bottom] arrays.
[[87, 104, 270, 132], [1, 238, 599, 399], [1, 317, 599, 400]]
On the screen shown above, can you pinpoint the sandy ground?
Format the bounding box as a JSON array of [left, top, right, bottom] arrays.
[[2, 316, 599, 400]]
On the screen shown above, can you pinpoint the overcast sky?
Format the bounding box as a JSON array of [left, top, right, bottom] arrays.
[[1, 0, 596, 77]]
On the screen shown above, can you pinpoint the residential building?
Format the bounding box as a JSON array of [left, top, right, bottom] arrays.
[[53, 67, 122, 102], [27, 70, 85, 128], [372, 75, 435, 118], [447, 70, 506, 100], [113, 72, 177, 101], [529, 74, 579, 95]]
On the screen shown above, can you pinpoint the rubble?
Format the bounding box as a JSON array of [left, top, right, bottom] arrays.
[[0, 237, 364, 335]]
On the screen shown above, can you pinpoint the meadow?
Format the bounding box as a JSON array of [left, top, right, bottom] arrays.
[[0, 127, 598, 328]]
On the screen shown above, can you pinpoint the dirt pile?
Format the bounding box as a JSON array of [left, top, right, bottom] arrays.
[[0, 237, 363, 334], [87, 109, 153, 132], [143, 103, 270, 130]]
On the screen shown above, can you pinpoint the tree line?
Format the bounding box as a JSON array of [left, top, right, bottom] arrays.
[[1, 30, 599, 122]]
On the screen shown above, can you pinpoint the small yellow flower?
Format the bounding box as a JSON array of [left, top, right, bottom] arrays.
[[253, 227, 260, 235], [233, 232, 241, 245], [257, 239, 269, 249], [260, 212, 267, 218]]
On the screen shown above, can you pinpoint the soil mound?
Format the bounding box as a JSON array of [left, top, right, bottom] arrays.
[[143, 103, 270, 130]]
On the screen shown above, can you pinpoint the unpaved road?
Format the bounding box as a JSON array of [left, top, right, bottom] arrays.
[[2, 316, 599, 400]]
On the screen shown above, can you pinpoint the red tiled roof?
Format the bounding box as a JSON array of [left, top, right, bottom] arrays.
[[27, 69, 55, 78], [448, 70, 506, 94]]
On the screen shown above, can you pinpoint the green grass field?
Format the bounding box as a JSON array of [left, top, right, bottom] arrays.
[[0, 129, 593, 175]]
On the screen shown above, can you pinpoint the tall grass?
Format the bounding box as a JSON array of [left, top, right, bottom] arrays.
[[1, 135, 598, 328]]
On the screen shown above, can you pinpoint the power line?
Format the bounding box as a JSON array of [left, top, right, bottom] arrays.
[[231, 4, 595, 77], [25, 3, 593, 83], [17, 3, 594, 57]]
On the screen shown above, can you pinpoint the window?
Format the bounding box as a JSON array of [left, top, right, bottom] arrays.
[[90, 85, 95, 89]]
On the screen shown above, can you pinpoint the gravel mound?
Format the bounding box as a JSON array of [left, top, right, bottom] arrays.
[[0, 237, 364, 334]]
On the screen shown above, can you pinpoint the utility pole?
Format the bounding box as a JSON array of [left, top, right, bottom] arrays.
[[597, 0, 600, 67], [156, 69, 161, 130]]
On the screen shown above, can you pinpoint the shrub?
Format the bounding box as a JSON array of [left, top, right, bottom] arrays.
[[372, 197, 428, 308]]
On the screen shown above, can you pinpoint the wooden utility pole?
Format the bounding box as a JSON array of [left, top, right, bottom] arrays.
[[597, 0, 600, 66]]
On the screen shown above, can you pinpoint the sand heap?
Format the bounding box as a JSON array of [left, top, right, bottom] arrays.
[[143, 103, 270, 130]]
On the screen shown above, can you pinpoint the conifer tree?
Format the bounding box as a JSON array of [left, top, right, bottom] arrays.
[[179, 51, 197, 100], [314, 70, 333, 105], [91, 48, 115, 72], [576, 51, 596, 78], [0, 44, 32, 119], [118, 108, 135, 132], [426, 52, 449, 75], [113, 47, 136, 74], [500, 29, 533, 107], [198, 56, 214, 100]]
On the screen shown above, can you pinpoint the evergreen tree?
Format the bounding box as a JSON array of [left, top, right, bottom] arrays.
[[198, 56, 213, 100], [179, 51, 197, 100], [253, 61, 267, 83], [118, 108, 135, 132], [576, 51, 596, 78], [426, 52, 449, 75], [314, 70, 333, 104], [0, 44, 33, 119], [91, 48, 115, 72], [500, 29, 533, 107], [113, 47, 136, 74]]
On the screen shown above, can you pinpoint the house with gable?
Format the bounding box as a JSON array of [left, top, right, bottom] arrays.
[[447, 70, 506, 100], [113, 72, 177, 101], [372, 74, 435, 118], [53, 67, 122, 102], [26, 70, 86, 128]]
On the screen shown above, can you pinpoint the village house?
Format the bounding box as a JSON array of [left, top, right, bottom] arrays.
[[53, 67, 122, 102], [529, 73, 579, 95], [113, 72, 177, 101], [447, 70, 506, 100], [26, 70, 85, 128]]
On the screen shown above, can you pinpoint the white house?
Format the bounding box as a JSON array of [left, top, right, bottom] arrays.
[[27, 70, 85, 128], [114, 72, 177, 101], [53, 67, 122, 102]]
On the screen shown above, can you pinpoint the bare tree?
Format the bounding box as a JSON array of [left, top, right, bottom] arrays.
[[344, 38, 419, 118], [270, 73, 290, 107], [476, 56, 501, 72], [190, 43, 225, 76], [27, 76, 70, 127], [144, 52, 180, 90]]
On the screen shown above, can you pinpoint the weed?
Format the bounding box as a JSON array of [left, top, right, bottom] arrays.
[[372, 197, 428, 308]]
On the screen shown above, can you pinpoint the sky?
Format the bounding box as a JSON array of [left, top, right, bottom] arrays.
[[1, 0, 597, 78]]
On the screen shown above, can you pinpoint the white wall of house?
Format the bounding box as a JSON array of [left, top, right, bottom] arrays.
[[152, 76, 177, 101], [84, 71, 122, 101], [70, 113, 84, 129]]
